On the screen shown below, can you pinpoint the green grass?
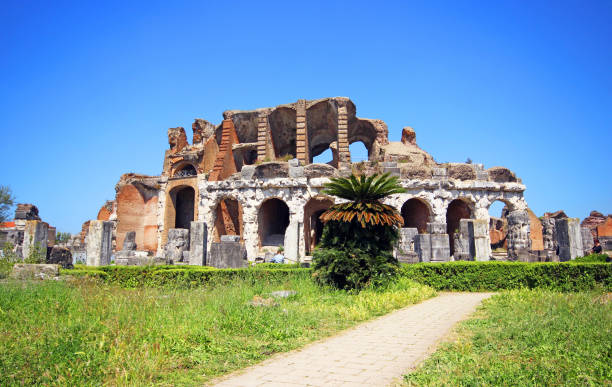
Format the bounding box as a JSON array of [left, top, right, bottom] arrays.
[[404, 290, 612, 386], [0, 276, 434, 386]]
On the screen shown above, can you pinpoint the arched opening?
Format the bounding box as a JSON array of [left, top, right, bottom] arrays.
[[303, 197, 334, 254], [307, 101, 338, 166], [269, 107, 297, 159], [488, 200, 508, 252], [174, 164, 197, 178], [401, 198, 431, 233], [349, 141, 369, 162], [312, 148, 334, 165], [446, 199, 472, 255], [173, 186, 195, 229], [213, 198, 243, 242], [258, 198, 290, 247]]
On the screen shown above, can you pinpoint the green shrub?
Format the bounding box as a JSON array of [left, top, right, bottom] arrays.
[[573, 253, 610, 263], [63, 265, 311, 289], [401, 261, 611, 292], [60, 269, 108, 280], [312, 247, 397, 290], [0, 242, 20, 278]]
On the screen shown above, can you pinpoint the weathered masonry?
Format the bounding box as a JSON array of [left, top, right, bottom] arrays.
[[88, 97, 555, 265]]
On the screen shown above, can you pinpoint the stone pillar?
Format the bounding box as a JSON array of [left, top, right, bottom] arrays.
[[22, 220, 48, 260], [581, 227, 594, 255], [415, 234, 431, 262], [454, 219, 473, 261], [295, 100, 308, 165], [86, 220, 113, 266], [189, 221, 208, 266], [163, 228, 190, 264], [242, 204, 259, 261], [507, 210, 531, 261], [427, 222, 451, 262], [541, 217, 557, 261], [209, 236, 247, 268], [283, 217, 299, 263], [470, 219, 491, 261], [337, 101, 350, 163], [555, 218, 584, 261], [256, 111, 270, 162], [396, 228, 419, 263]]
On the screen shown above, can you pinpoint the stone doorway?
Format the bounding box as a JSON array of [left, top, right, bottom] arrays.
[[258, 198, 290, 247], [401, 198, 431, 234], [304, 197, 334, 254], [446, 199, 472, 255], [174, 186, 195, 229]]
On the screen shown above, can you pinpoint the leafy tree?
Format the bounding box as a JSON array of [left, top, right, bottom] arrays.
[[312, 173, 406, 289], [56, 232, 72, 245], [0, 185, 15, 223]]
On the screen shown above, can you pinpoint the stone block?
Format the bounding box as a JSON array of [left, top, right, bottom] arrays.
[[86, 220, 113, 266], [555, 218, 584, 261], [122, 231, 137, 251], [288, 158, 300, 167], [289, 166, 304, 178], [383, 167, 400, 177], [427, 222, 446, 235], [253, 162, 289, 179], [398, 228, 418, 252], [208, 241, 247, 268], [471, 219, 490, 261], [415, 234, 431, 262], [430, 234, 451, 261], [164, 228, 190, 264], [476, 171, 489, 180], [284, 221, 299, 262], [11, 263, 59, 280], [433, 168, 447, 179], [240, 165, 256, 180], [22, 220, 48, 260], [189, 221, 208, 266], [220, 235, 240, 242], [581, 227, 594, 255], [47, 246, 73, 269]]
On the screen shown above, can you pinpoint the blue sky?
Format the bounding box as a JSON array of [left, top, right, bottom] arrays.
[[1, 0, 610, 233]]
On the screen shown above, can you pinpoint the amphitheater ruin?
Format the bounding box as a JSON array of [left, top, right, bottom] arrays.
[[3, 97, 609, 267]]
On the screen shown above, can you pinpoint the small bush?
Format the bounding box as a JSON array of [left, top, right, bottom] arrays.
[[573, 253, 610, 263], [401, 261, 611, 292]]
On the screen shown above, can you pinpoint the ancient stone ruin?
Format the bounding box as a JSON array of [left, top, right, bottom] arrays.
[[73, 97, 608, 266]]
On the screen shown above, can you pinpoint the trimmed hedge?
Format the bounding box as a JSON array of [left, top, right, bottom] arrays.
[[60, 269, 108, 280], [62, 265, 311, 288], [401, 261, 611, 292]]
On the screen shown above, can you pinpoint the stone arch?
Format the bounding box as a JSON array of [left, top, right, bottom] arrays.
[[269, 107, 297, 159], [307, 100, 338, 165], [258, 198, 290, 247], [172, 162, 198, 178], [212, 197, 244, 242], [446, 198, 474, 255], [348, 119, 377, 160], [401, 198, 432, 234], [488, 200, 510, 251], [303, 196, 334, 254], [170, 185, 195, 230]]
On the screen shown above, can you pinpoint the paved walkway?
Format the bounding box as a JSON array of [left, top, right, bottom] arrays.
[[212, 292, 493, 387]]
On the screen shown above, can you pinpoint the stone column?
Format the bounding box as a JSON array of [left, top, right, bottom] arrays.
[[507, 210, 531, 261], [242, 204, 259, 261], [581, 227, 594, 255], [471, 219, 491, 261], [337, 101, 350, 163], [396, 228, 419, 263], [22, 220, 48, 260], [189, 221, 208, 266], [295, 100, 309, 165], [427, 222, 451, 262], [555, 218, 584, 261], [86, 220, 113, 266], [283, 213, 300, 263]]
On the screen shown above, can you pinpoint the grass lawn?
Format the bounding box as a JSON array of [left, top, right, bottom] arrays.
[[0, 275, 434, 386], [404, 290, 612, 386]]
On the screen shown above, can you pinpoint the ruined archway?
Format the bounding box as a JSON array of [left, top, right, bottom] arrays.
[[307, 100, 338, 166], [258, 198, 290, 247], [488, 200, 509, 251], [213, 198, 243, 242], [348, 119, 376, 161], [269, 107, 297, 159], [173, 186, 195, 230], [446, 199, 473, 255], [304, 196, 334, 254], [173, 164, 197, 178], [401, 198, 431, 233]]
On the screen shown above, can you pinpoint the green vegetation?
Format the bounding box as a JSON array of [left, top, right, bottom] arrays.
[[401, 261, 611, 292], [573, 253, 609, 263], [0, 276, 435, 386], [0, 185, 14, 223], [404, 290, 612, 386], [0, 243, 20, 278], [313, 173, 406, 289], [55, 231, 72, 245]]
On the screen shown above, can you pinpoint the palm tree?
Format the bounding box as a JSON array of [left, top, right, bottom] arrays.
[[312, 173, 406, 290], [320, 173, 405, 228]]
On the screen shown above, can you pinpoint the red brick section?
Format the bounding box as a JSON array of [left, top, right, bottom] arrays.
[[0, 221, 15, 228], [295, 99, 308, 164], [597, 217, 612, 238], [527, 208, 544, 250], [256, 111, 269, 161], [209, 119, 239, 181], [337, 102, 350, 163]]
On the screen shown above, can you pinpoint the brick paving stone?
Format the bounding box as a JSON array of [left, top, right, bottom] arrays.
[[212, 292, 492, 387]]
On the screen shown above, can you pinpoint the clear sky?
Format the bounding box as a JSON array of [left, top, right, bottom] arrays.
[[1, 0, 610, 233]]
